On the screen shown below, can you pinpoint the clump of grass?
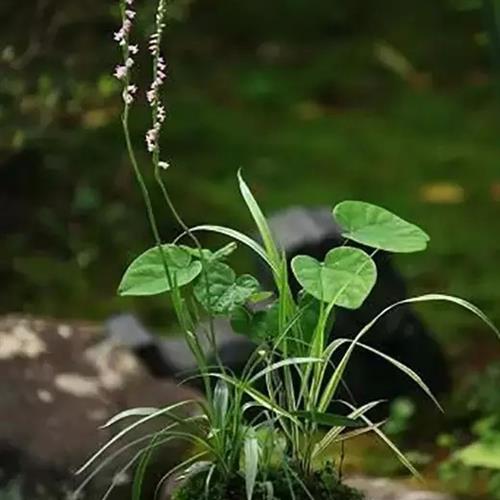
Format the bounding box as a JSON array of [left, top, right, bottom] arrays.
[[74, 1, 500, 499], [172, 462, 363, 500]]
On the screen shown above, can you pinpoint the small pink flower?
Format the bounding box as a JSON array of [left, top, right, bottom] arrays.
[[129, 44, 139, 55], [125, 9, 136, 19], [147, 89, 156, 104], [114, 65, 127, 80], [157, 104, 166, 122], [158, 161, 170, 170], [146, 127, 159, 152], [157, 57, 166, 71], [123, 19, 132, 34], [123, 92, 134, 105]]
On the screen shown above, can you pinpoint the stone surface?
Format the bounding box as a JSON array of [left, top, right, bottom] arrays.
[[0, 315, 200, 499], [346, 476, 454, 500]]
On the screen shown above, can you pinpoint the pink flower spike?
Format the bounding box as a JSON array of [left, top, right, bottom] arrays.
[[114, 65, 127, 80], [147, 90, 156, 104]]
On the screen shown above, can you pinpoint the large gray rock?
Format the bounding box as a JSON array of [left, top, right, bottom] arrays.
[[346, 476, 454, 500], [0, 315, 200, 499]]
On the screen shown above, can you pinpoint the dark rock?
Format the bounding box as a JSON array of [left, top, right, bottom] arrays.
[[0, 315, 200, 499]]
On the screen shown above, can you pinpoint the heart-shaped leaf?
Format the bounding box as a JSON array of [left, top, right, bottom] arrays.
[[118, 245, 202, 296], [194, 261, 260, 315], [333, 200, 430, 253], [294, 292, 327, 353], [231, 302, 279, 342], [291, 247, 376, 308]]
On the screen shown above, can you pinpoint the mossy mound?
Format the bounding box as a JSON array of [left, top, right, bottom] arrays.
[[172, 462, 364, 500]]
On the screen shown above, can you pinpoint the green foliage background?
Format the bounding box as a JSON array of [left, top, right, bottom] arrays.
[[1, 0, 499, 348]]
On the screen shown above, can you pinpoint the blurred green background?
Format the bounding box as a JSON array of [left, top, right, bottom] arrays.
[[1, 0, 499, 348], [2, 0, 500, 495]]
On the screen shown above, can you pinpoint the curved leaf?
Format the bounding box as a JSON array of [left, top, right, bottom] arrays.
[[244, 428, 260, 500], [174, 224, 276, 273], [194, 261, 260, 315], [118, 245, 202, 296], [291, 247, 376, 308], [334, 200, 430, 253], [292, 411, 362, 428], [231, 302, 279, 342], [238, 170, 280, 268], [319, 293, 499, 413]]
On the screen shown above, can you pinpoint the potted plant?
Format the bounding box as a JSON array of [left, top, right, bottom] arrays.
[[75, 1, 499, 498]]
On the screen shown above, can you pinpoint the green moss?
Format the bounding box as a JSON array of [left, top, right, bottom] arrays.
[[172, 462, 364, 500]]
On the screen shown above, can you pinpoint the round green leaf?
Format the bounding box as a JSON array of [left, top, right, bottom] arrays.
[[118, 245, 202, 296], [333, 200, 430, 253], [231, 302, 279, 342], [291, 247, 377, 308], [194, 261, 260, 315]]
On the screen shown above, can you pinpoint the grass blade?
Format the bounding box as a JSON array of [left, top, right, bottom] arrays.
[[248, 357, 321, 384], [244, 428, 260, 500], [101, 407, 159, 428], [237, 170, 280, 267], [313, 400, 385, 458], [175, 224, 276, 273], [339, 401, 423, 480], [77, 400, 197, 475], [319, 293, 498, 412]]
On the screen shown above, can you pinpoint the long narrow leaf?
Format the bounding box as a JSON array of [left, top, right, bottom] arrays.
[[132, 431, 164, 500], [313, 400, 385, 458], [329, 420, 387, 444], [77, 400, 197, 475], [339, 401, 422, 479], [322, 337, 442, 412], [248, 357, 321, 384], [292, 411, 362, 428], [244, 428, 260, 500], [238, 170, 280, 267], [154, 452, 209, 500], [319, 293, 498, 412], [101, 407, 159, 428], [355, 341, 443, 411], [73, 416, 205, 498], [175, 224, 276, 273], [206, 372, 299, 424]]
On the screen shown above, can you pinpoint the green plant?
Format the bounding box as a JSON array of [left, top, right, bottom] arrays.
[[438, 362, 500, 498], [75, 1, 500, 499], [0, 480, 23, 500]]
